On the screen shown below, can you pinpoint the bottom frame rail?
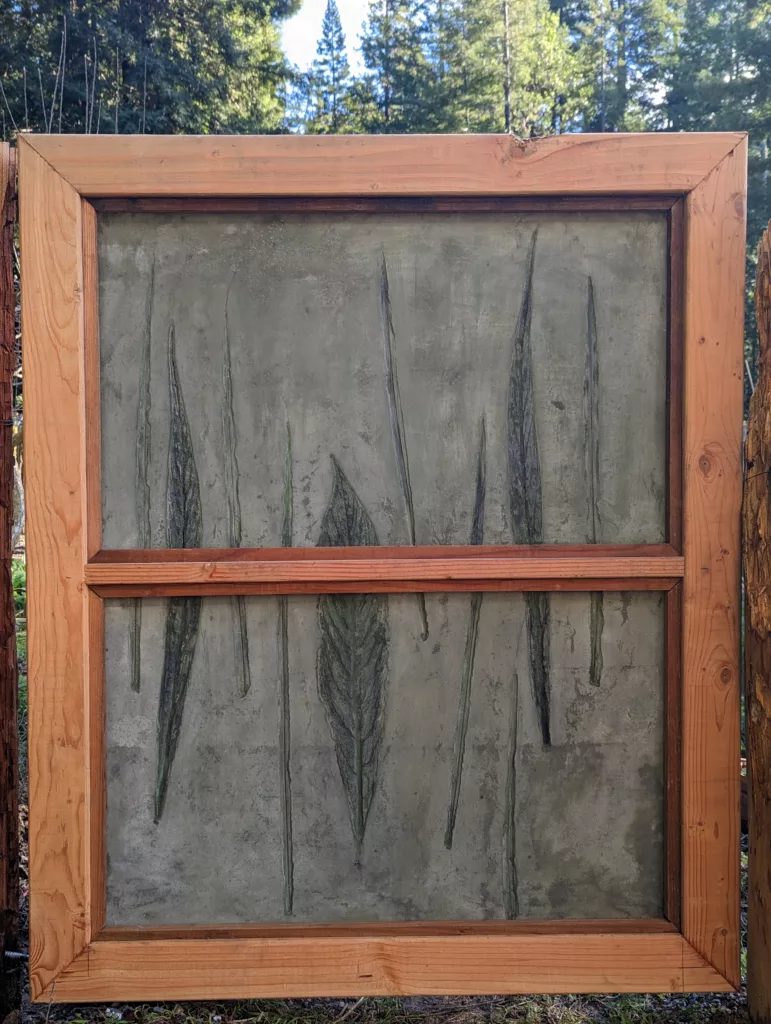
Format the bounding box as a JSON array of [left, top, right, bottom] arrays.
[[35, 930, 735, 1001]]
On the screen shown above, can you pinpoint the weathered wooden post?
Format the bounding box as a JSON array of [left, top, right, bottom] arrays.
[[746, 219, 771, 1024], [0, 142, 19, 1021]]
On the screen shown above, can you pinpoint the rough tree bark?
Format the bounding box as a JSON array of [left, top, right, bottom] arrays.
[[746, 219, 771, 1024], [0, 142, 19, 1021]]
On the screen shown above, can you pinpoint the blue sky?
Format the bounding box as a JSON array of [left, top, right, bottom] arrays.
[[282, 0, 369, 73]]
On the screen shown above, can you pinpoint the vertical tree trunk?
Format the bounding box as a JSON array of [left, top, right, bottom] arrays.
[[501, 0, 512, 133], [615, 0, 627, 129], [746, 219, 771, 1024], [0, 143, 19, 1020]]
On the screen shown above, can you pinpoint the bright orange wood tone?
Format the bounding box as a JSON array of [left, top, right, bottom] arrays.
[[83, 553, 684, 587], [24, 132, 743, 198], [18, 132, 746, 1000], [50, 931, 731, 1001], [681, 136, 746, 988], [81, 201, 101, 560], [18, 140, 90, 997]]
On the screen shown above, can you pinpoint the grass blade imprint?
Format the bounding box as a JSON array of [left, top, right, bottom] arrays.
[[278, 422, 294, 914], [444, 417, 486, 849], [129, 255, 155, 692], [154, 322, 203, 822], [317, 456, 389, 861], [507, 229, 550, 746], [380, 254, 429, 641], [585, 276, 604, 687], [222, 282, 251, 697]]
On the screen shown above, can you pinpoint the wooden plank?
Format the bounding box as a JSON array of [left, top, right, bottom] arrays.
[[25, 133, 744, 198], [84, 554, 684, 587], [668, 199, 685, 552], [745, 218, 771, 1023], [681, 137, 746, 987], [91, 542, 681, 562], [90, 578, 681, 599], [90, 195, 681, 214], [45, 932, 732, 1001], [0, 142, 19, 1017], [81, 202, 101, 560], [18, 137, 90, 998], [665, 582, 683, 927], [99, 919, 678, 940], [85, 590, 105, 937]]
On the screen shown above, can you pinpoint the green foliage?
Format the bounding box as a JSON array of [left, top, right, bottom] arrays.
[[305, 0, 353, 133], [353, 0, 433, 132], [668, 0, 771, 401], [553, 0, 686, 131], [0, 0, 299, 137], [11, 557, 25, 619]]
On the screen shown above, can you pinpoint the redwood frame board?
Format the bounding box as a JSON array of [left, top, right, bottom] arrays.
[[18, 132, 746, 1000]]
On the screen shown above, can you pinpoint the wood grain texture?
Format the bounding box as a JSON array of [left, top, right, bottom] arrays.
[[91, 195, 682, 214], [744, 219, 771, 1023], [84, 555, 683, 586], [81, 202, 101, 560], [667, 199, 685, 553], [85, 591, 105, 937], [98, 919, 678, 940], [681, 137, 746, 988], [43, 933, 732, 1001], [90, 578, 680, 598], [25, 133, 744, 198], [665, 582, 683, 929], [18, 137, 89, 999], [91, 542, 681, 562], [0, 142, 19, 1016]]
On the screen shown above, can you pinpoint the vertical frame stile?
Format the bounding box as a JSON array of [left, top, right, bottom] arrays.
[[668, 199, 685, 553], [86, 589, 106, 937], [664, 198, 686, 929], [81, 202, 106, 936], [82, 201, 101, 560], [665, 582, 683, 928], [682, 139, 746, 986], [0, 141, 19, 1013], [19, 139, 90, 998]]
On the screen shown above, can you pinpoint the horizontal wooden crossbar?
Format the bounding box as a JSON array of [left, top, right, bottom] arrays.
[[85, 551, 683, 592]]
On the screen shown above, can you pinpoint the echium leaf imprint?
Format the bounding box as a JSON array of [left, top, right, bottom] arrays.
[[154, 322, 203, 822], [507, 229, 550, 745], [316, 456, 389, 859]]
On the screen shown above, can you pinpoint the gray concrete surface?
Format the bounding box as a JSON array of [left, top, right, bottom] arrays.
[[105, 591, 665, 924], [98, 211, 668, 549]]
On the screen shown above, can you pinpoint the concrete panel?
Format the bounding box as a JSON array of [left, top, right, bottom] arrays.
[[98, 211, 668, 549], [105, 591, 664, 925]]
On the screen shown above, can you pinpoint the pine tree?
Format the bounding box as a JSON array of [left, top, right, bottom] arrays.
[[553, 0, 685, 131], [668, 0, 771, 397], [421, 0, 580, 135], [305, 0, 352, 133], [0, 0, 299, 138], [354, 0, 433, 132]]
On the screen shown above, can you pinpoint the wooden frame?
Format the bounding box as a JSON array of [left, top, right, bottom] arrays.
[[18, 133, 746, 1001]]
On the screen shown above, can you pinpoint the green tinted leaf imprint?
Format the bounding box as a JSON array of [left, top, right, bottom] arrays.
[[154, 322, 203, 822], [507, 229, 550, 746], [316, 456, 389, 861]]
